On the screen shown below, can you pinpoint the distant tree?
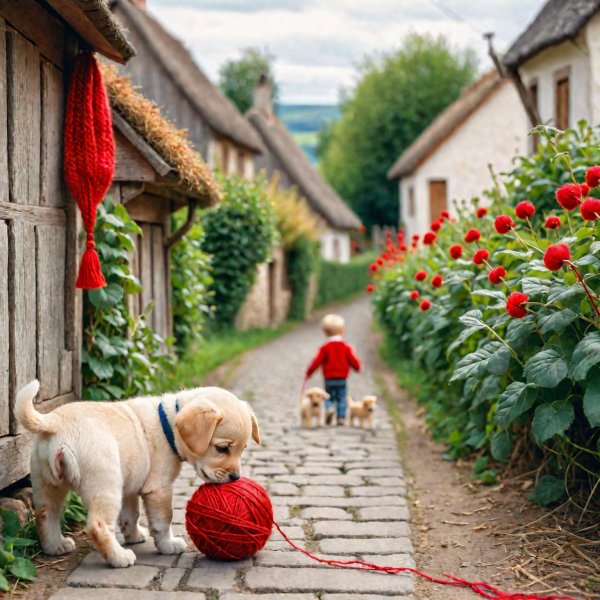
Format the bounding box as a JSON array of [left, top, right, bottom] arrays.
[[319, 33, 477, 226], [219, 47, 280, 114]]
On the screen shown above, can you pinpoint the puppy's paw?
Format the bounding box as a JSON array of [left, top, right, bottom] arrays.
[[125, 525, 149, 545], [43, 536, 76, 556], [157, 535, 187, 555], [109, 548, 136, 568]]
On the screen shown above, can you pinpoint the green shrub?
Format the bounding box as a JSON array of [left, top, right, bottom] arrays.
[[170, 211, 213, 351], [81, 200, 173, 400], [287, 237, 319, 320], [315, 252, 374, 308], [374, 124, 600, 504], [201, 175, 278, 328]]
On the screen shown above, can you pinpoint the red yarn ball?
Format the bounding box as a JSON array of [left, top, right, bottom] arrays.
[[185, 478, 273, 561]]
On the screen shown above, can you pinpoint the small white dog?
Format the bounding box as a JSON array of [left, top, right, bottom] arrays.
[[16, 380, 260, 568], [300, 387, 329, 429], [348, 395, 377, 429]]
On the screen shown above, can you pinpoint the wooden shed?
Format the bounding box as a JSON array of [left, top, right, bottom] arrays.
[[0, 0, 134, 490], [101, 65, 220, 341]]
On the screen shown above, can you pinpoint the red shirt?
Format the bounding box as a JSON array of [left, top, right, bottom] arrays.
[[306, 337, 361, 380]]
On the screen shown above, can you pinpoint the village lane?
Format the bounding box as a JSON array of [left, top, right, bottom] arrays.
[[51, 296, 415, 600]]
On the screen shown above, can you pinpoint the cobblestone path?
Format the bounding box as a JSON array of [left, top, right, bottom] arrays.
[[51, 296, 414, 599]]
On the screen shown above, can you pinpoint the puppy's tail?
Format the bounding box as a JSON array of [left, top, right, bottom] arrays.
[[15, 380, 59, 434]]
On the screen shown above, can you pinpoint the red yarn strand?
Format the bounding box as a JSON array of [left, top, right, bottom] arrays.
[[64, 52, 115, 289]]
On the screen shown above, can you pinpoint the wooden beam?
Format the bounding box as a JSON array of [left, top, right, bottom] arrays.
[[164, 199, 196, 248], [0, 201, 66, 226]]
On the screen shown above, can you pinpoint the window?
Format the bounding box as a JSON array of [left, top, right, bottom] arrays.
[[555, 69, 570, 130], [429, 180, 447, 221], [529, 81, 539, 152], [407, 186, 415, 217]]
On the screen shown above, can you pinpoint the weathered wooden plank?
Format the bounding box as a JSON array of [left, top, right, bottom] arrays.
[[40, 60, 64, 207], [59, 350, 72, 396], [139, 223, 153, 318], [151, 225, 166, 338], [113, 130, 159, 183], [127, 233, 141, 320], [0, 221, 9, 436], [8, 221, 37, 434], [0, 18, 8, 205], [0, 201, 66, 226], [7, 28, 41, 206], [125, 194, 170, 224], [37, 225, 66, 400]]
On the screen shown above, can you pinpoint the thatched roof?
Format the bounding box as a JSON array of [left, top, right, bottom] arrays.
[[47, 0, 135, 63], [101, 64, 220, 205], [388, 71, 503, 180], [247, 109, 361, 230], [112, 0, 262, 153], [503, 0, 600, 69]]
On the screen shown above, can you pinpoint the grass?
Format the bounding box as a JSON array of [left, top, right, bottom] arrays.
[[164, 323, 296, 390]]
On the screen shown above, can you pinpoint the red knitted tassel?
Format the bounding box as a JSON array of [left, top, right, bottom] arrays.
[[64, 52, 115, 289]]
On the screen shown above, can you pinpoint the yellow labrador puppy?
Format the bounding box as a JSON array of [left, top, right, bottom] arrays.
[[16, 380, 260, 568], [300, 387, 329, 429], [348, 395, 377, 429]]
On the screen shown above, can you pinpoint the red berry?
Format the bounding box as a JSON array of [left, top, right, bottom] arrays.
[[506, 292, 528, 319], [556, 184, 584, 210], [449, 244, 463, 259], [423, 231, 437, 245], [543, 243, 570, 271], [431, 220, 441, 232], [440, 210, 450, 220], [415, 270, 427, 281], [409, 290, 419, 300], [580, 198, 600, 221], [494, 214, 515, 234], [515, 201, 535, 219], [586, 166, 600, 188], [473, 249, 489, 265], [488, 267, 506, 285], [431, 275, 443, 288], [476, 207, 488, 218], [544, 216, 561, 229], [412, 234, 419, 241], [464, 229, 481, 243], [366, 283, 375, 293], [420, 299, 431, 311]]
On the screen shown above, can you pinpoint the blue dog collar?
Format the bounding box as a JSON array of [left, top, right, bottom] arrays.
[[158, 399, 183, 461]]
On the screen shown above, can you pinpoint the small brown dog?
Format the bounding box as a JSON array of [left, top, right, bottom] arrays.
[[300, 387, 330, 429], [348, 395, 377, 429]]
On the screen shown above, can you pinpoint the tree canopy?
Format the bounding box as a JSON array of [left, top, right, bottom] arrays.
[[318, 33, 478, 227], [219, 47, 280, 114]]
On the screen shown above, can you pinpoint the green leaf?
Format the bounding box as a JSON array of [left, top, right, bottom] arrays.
[[459, 309, 484, 328], [495, 382, 538, 428], [88, 283, 124, 309], [0, 509, 21, 537], [521, 277, 552, 299], [570, 331, 600, 381], [450, 342, 503, 382], [532, 401, 575, 444], [547, 282, 584, 304], [490, 430, 512, 462], [8, 557, 37, 581], [533, 475, 565, 506], [537, 308, 577, 335], [505, 316, 536, 351], [102, 213, 125, 228], [583, 372, 600, 427], [470, 289, 506, 303], [0, 573, 9, 592], [487, 345, 511, 375], [94, 334, 118, 358], [3, 536, 37, 547], [87, 355, 114, 380], [524, 349, 569, 388]]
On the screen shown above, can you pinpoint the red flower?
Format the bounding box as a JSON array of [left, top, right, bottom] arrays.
[[415, 270, 427, 281], [377, 258, 384, 266], [430, 220, 441, 232], [506, 292, 528, 319], [494, 214, 515, 234], [420, 299, 431, 311], [515, 201, 535, 219], [399, 243, 407, 252], [449, 244, 463, 259], [366, 283, 375, 293], [358, 225, 366, 233], [440, 210, 450, 220], [544, 216, 561, 229], [473, 248, 490, 265], [476, 207, 488, 218], [431, 275, 443, 288], [423, 231, 437, 245], [555, 184, 584, 210], [580, 198, 600, 221], [544, 243, 570, 271], [412, 234, 419, 241], [411, 242, 417, 249], [586, 166, 600, 188], [464, 228, 481, 243], [369, 263, 378, 272], [488, 267, 506, 285], [409, 290, 419, 300]]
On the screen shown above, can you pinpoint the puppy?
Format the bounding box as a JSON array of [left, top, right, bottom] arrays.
[[300, 387, 329, 429], [348, 395, 377, 429], [16, 380, 260, 568]]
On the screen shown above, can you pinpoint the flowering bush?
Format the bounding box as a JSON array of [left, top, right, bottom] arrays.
[[372, 125, 600, 504]]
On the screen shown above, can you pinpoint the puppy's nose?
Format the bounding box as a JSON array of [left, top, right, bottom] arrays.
[[229, 472, 240, 482]]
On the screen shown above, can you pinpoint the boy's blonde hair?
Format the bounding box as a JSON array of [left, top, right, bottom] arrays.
[[322, 314, 345, 336]]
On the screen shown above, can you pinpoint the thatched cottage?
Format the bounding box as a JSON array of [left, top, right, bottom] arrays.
[[388, 71, 528, 237], [111, 0, 262, 177], [102, 66, 220, 341], [503, 0, 600, 150], [248, 77, 362, 263], [0, 0, 134, 490]]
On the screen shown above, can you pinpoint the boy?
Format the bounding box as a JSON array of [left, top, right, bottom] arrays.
[[305, 314, 362, 426]]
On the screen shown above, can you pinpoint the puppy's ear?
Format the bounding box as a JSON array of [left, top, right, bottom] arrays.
[[174, 400, 223, 457], [249, 406, 261, 445]]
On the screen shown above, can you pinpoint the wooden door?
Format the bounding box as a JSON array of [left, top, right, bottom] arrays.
[[0, 3, 80, 489], [555, 75, 570, 130], [429, 180, 447, 222]]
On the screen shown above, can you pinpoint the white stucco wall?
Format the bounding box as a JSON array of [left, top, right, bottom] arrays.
[[585, 13, 600, 126], [399, 81, 528, 237], [320, 228, 351, 263], [207, 137, 255, 179], [520, 32, 592, 128]]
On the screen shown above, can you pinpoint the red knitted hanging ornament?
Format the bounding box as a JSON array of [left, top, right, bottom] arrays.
[[64, 52, 115, 289]]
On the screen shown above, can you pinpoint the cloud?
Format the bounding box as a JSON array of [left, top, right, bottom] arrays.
[[148, 0, 546, 104]]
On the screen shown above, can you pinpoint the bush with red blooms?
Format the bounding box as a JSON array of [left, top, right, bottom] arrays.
[[372, 124, 600, 503]]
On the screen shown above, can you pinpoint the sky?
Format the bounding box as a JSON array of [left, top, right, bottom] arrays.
[[148, 0, 547, 105]]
